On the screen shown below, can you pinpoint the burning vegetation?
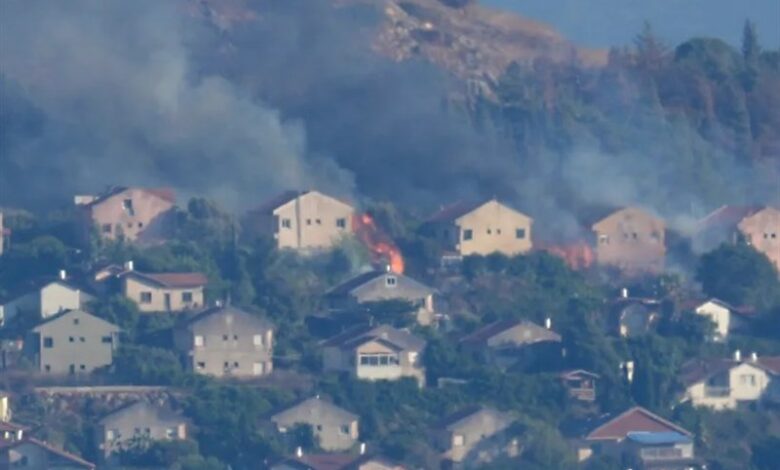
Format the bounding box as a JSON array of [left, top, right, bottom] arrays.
[[353, 213, 405, 274], [538, 241, 595, 270]]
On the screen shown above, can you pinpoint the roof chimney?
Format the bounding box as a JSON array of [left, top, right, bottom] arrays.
[[751, 352, 758, 362], [545, 317, 552, 330], [295, 447, 303, 458], [734, 350, 742, 362], [124, 260, 134, 271], [58, 269, 67, 280], [385, 264, 391, 273], [215, 299, 223, 308], [360, 442, 366, 455], [621, 287, 629, 298], [621, 361, 635, 383]]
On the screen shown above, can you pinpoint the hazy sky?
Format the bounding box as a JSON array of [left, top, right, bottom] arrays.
[[484, 0, 780, 49]]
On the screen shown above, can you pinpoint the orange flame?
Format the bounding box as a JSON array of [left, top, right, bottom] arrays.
[[539, 241, 594, 270], [353, 213, 405, 274]]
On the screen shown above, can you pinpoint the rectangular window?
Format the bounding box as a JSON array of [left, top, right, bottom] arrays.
[[463, 229, 473, 241], [80, 364, 86, 370], [316, 218, 322, 225], [599, 234, 609, 245], [253, 334, 263, 346], [336, 218, 347, 228], [43, 337, 54, 348], [45, 365, 51, 372], [516, 228, 526, 239], [79, 337, 85, 342], [306, 219, 312, 225], [182, 292, 193, 303], [196, 361, 206, 369], [123, 198, 134, 215], [106, 430, 115, 441], [194, 335, 204, 347], [253, 362, 264, 375], [102, 224, 112, 234], [102, 336, 113, 344], [140, 292, 152, 303], [360, 356, 370, 365], [379, 356, 389, 365], [69, 336, 75, 343], [165, 427, 177, 438], [453, 434, 465, 446], [340, 425, 350, 435], [73, 318, 80, 325], [385, 276, 397, 287], [281, 218, 292, 229], [222, 334, 229, 341]]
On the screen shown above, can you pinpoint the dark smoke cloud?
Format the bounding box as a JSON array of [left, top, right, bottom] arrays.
[[0, 0, 520, 211]]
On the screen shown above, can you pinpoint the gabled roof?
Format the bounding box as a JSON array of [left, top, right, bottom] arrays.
[[81, 186, 175, 208], [251, 190, 353, 215], [680, 297, 735, 312], [271, 396, 358, 424], [560, 369, 600, 380], [591, 206, 664, 231], [181, 305, 273, 331], [31, 309, 119, 334], [585, 407, 691, 441], [436, 406, 513, 433], [0, 276, 95, 304], [98, 400, 185, 426], [274, 453, 361, 470], [426, 200, 491, 224], [696, 205, 767, 231], [459, 319, 561, 346], [326, 271, 434, 298], [2, 437, 96, 469], [321, 324, 425, 352], [123, 271, 208, 288], [679, 356, 780, 387]]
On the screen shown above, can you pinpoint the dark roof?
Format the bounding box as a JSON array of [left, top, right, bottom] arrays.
[[697, 205, 767, 231], [0, 421, 26, 433], [82, 186, 175, 208], [182, 305, 273, 330], [0, 275, 95, 304], [436, 405, 484, 429], [321, 324, 425, 352], [626, 431, 691, 445], [586, 407, 691, 441], [270, 395, 358, 423], [679, 356, 780, 386], [327, 271, 385, 296], [326, 270, 435, 298], [426, 200, 490, 224], [3, 438, 96, 469], [98, 400, 185, 425], [459, 319, 561, 346], [124, 271, 208, 288], [276, 453, 360, 470]]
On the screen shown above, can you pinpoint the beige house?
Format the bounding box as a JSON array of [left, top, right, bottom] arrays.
[[591, 207, 666, 273], [424, 199, 533, 257], [0, 271, 94, 327], [96, 401, 188, 459], [326, 270, 437, 325], [695, 205, 780, 273], [322, 324, 426, 386], [121, 271, 207, 313], [174, 305, 274, 378], [678, 354, 780, 410], [75, 186, 176, 243], [435, 406, 518, 466], [245, 190, 355, 252], [270, 396, 359, 451]]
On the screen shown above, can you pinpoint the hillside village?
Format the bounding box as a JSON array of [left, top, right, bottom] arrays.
[[0, 186, 779, 470]]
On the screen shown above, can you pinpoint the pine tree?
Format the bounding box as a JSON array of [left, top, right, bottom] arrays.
[[741, 20, 761, 91]]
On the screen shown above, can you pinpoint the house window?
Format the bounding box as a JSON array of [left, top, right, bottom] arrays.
[[194, 335, 204, 347], [463, 229, 473, 241], [253, 362, 264, 375], [316, 218, 322, 225], [385, 276, 397, 287], [516, 228, 526, 239], [233, 361, 239, 368], [632, 232, 638, 240], [487, 229, 492, 235], [80, 364, 86, 370], [223, 334, 229, 341], [651, 231, 661, 242], [182, 292, 193, 303], [43, 337, 54, 348], [196, 361, 206, 369], [69, 336, 75, 343], [453, 434, 465, 446], [102, 336, 113, 344], [253, 334, 263, 346], [306, 219, 312, 225], [233, 334, 239, 340], [106, 429, 116, 441], [138, 222, 144, 228], [79, 337, 85, 342], [336, 218, 347, 228], [598, 234, 609, 245], [281, 218, 292, 229], [165, 427, 177, 438], [102, 224, 112, 234], [496, 229, 502, 235], [123, 198, 135, 216], [740, 374, 756, 386], [140, 292, 152, 303], [316, 425, 323, 431], [44, 364, 51, 372], [224, 361, 230, 369], [340, 425, 350, 435], [127, 222, 133, 228], [73, 318, 80, 325]]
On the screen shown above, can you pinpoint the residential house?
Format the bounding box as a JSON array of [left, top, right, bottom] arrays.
[[321, 324, 426, 386], [678, 354, 780, 410], [326, 271, 437, 326], [591, 207, 666, 273], [0, 438, 96, 469], [560, 370, 599, 402], [27, 309, 120, 375], [610, 294, 661, 338], [578, 406, 697, 469], [424, 198, 533, 257], [95, 401, 188, 459], [270, 396, 359, 451], [694, 205, 780, 273], [0, 271, 94, 328], [75, 186, 176, 244], [121, 269, 207, 313], [173, 305, 274, 378], [683, 298, 751, 342], [0, 421, 25, 443], [459, 319, 562, 370], [271, 451, 404, 470], [245, 190, 355, 252], [435, 406, 518, 466]]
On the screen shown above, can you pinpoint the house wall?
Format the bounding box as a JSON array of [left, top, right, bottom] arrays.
[[272, 192, 354, 251], [34, 312, 118, 374], [592, 208, 666, 273], [686, 363, 771, 409], [123, 276, 204, 313], [738, 207, 780, 273], [0, 291, 39, 327], [96, 407, 187, 457], [0, 395, 9, 422], [273, 413, 357, 451], [181, 321, 273, 378], [348, 275, 436, 326], [40, 283, 89, 319], [87, 188, 174, 243], [450, 201, 533, 256], [695, 302, 730, 340], [442, 412, 513, 463], [354, 341, 405, 382], [3, 443, 50, 469]]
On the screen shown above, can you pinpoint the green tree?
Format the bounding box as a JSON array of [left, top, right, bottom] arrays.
[[697, 243, 780, 310]]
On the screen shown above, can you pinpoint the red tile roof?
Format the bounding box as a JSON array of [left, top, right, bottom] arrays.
[[586, 407, 691, 441]]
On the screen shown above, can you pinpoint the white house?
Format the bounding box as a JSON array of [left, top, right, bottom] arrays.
[[0, 272, 94, 327], [688, 298, 748, 341]]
